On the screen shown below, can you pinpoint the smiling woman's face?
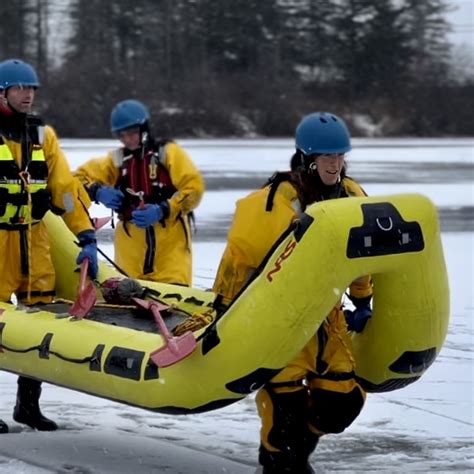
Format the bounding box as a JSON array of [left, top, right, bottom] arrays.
[[314, 154, 345, 185]]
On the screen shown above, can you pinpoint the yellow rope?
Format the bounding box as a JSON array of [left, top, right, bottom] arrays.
[[173, 308, 215, 336]]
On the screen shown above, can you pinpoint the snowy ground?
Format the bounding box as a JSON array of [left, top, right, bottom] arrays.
[[0, 138, 473, 472]]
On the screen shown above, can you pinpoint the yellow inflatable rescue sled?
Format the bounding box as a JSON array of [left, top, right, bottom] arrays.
[[0, 193, 449, 413]]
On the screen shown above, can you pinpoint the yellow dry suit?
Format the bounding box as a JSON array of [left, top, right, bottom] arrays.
[[213, 172, 373, 468], [0, 124, 93, 304], [75, 141, 204, 285]]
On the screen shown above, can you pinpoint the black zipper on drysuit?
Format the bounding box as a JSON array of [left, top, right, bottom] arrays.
[[143, 225, 156, 275]]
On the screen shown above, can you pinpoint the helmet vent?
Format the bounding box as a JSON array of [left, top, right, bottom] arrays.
[[295, 112, 351, 155]]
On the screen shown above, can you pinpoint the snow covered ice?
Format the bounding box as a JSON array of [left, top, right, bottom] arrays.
[[0, 138, 473, 473]]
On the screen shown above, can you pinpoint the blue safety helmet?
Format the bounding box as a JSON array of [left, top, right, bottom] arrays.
[[110, 99, 150, 134], [0, 59, 40, 90], [295, 112, 351, 155]]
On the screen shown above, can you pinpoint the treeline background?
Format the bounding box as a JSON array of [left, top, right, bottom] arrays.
[[1, 0, 472, 137]]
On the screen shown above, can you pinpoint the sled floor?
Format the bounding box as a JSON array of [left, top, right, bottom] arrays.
[[41, 303, 188, 334]]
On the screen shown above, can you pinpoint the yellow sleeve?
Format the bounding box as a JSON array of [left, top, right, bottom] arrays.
[[74, 152, 120, 189], [43, 126, 93, 236], [349, 275, 373, 300], [163, 142, 205, 219], [213, 183, 297, 305], [343, 176, 368, 197]]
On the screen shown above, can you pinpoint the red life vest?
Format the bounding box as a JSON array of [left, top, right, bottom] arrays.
[[118, 142, 177, 219]]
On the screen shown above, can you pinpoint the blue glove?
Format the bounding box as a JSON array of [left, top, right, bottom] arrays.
[[95, 186, 124, 211], [131, 203, 166, 228], [76, 230, 98, 279], [344, 305, 372, 332]]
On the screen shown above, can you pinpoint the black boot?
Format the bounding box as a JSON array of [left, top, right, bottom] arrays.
[[259, 444, 316, 474], [259, 387, 318, 474], [13, 377, 58, 431], [0, 419, 9, 433]]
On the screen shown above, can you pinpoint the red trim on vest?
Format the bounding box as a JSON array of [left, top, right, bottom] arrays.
[[122, 149, 176, 207], [141, 151, 152, 195]]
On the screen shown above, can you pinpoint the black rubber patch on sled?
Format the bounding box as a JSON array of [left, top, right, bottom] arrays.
[[184, 296, 205, 306], [357, 376, 421, 393], [0, 322, 5, 349], [347, 202, 424, 258], [389, 347, 437, 374], [104, 347, 144, 380], [89, 344, 105, 372], [39, 333, 53, 359], [294, 213, 314, 242], [144, 358, 159, 380], [202, 326, 220, 355], [162, 293, 183, 301], [226, 368, 282, 394], [153, 397, 244, 415], [357, 348, 436, 393]]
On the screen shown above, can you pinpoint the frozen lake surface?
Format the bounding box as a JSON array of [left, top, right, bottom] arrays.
[[0, 138, 473, 473]]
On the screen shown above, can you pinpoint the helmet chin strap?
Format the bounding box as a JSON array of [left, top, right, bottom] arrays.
[[139, 120, 153, 149], [138, 130, 151, 160]]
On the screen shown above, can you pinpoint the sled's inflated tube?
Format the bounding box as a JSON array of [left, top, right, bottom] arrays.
[[0, 194, 449, 413]]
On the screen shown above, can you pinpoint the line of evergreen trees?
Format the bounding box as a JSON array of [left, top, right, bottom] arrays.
[[1, 0, 472, 137]]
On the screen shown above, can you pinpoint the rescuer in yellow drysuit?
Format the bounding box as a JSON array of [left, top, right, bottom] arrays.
[[213, 112, 373, 473], [0, 59, 98, 434], [75, 99, 204, 286]]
